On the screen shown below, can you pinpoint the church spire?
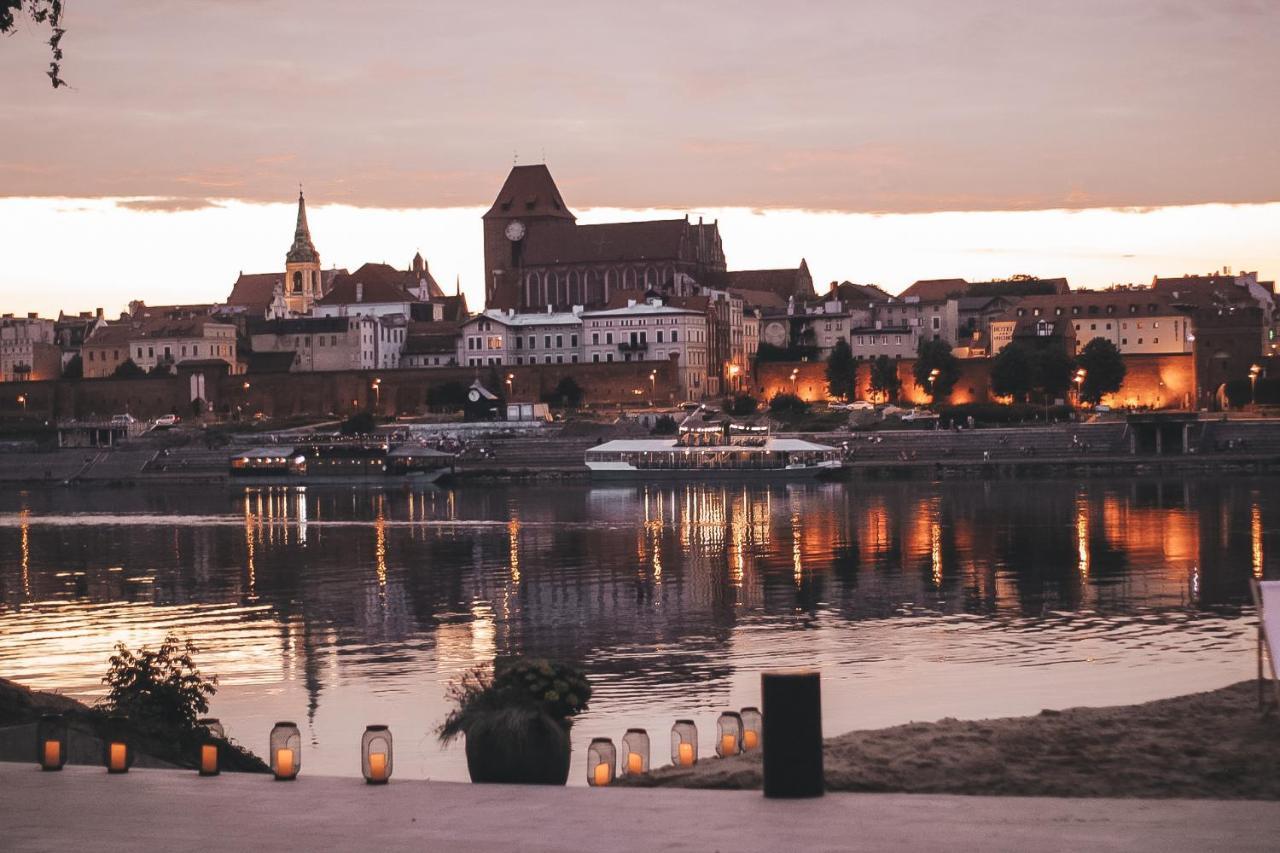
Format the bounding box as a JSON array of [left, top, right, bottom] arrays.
[[287, 188, 319, 264]]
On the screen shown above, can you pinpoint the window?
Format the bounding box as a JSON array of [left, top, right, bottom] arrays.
[[592, 333, 599, 345], [571, 334, 578, 347], [544, 335, 551, 348], [137, 347, 142, 358], [515, 336, 523, 349], [606, 332, 614, 345], [528, 335, 535, 349], [1153, 337, 1159, 344], [556, 355, 563, 364], [592, 354, 600, 363], [544, 356, 552, 364], [671, 330, 678, 343], [657, 330, 664, 343], [606, 353, 614, 363], [931, 316, 941, 331], [1090, 324, 1096, 331], [571, 355, 578, 363], [555, 335, 563, 348]]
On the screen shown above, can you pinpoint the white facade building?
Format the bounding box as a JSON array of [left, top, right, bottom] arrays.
[[457, 308, 584, 367], [581, 299, 709, 397]]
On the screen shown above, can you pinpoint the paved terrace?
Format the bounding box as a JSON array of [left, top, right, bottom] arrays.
[[3, 763, 1279, 852]]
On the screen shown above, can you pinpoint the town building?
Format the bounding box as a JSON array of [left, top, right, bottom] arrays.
[[81, 321, 139, 378], [581, 298, 710, 397], [723, 262, 816, 310], [248, 316, 378, 372], [53, 309, 105, 368], [0, 313, 60, 382], [991, 290, 1193, 356], [401, 321, 462, 368], [129, 318, 239, 374], [848, 325, 919, 361], [457, 308, 583, 367]]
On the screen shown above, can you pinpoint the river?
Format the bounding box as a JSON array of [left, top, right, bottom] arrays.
[[0, 476, 1272, 782]]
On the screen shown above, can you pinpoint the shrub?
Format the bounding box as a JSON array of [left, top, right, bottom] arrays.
[[651, 414, 678, 435], [99, 633, 217, 732], [340, 410, 376, 435], [769, 392, 810, 415], [725, 393, 759, 416]]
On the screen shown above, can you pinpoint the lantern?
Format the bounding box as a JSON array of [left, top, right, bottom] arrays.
[[740, 707, 763, 752], [103, 715, 132, 774], [361, 725, 393, 785], [36, 713, 68, 771], [716, 711, 744, 758], [671, 719, 697, 767], [621, 728, 650, 776], [586, 737, 616, 787], [269, 722, 301, 780], [198, 718, 223, 777]]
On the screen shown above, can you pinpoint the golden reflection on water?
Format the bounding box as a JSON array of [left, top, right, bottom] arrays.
[[1253, 499, 1265, 579], [1076, 491, 1091, 580]]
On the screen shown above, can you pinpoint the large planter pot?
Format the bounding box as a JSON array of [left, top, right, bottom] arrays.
[[464, 707, 572, 785]]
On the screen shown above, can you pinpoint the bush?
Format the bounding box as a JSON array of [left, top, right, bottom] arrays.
[[542, 377, 585, 409], [340, 410, 376, 435], [651, 414, 678, 435], [724, 393, 759, 416], [769, 392, 810, 415], [99, 633, 217, 733]]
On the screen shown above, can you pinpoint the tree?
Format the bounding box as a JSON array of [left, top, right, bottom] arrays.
[[62, 353, 82, 379], [913, 339, 960, 403], [111, 358, 145, 378], [651, 414, 678, 435], [869, 355, 901, 403], [990, 343, 1035, 403], [543, 376, 584, 409], [769, 392, 809, 415], [825, 339, 857, 401], [99, 633, 217, 732], [1037, 346, 1076, 403], [725, 393, 758, 416], [149, 362, 173, 377], [1, 1, 67, 88], [1076, 338, 1126, 405], [340, 410, 376, 435]]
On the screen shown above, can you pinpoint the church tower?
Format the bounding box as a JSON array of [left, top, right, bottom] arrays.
[[482, 165, 576, 310], [284, 189, 322, 315]]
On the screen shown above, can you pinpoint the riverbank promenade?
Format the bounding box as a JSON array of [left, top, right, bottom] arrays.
[[3, 764, 1278, 852]]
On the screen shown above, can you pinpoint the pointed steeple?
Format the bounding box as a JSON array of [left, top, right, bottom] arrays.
[[287, 188, 319, 264], [456, 275, 461, 297]]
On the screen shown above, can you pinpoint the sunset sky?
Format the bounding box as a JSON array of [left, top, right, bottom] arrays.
[[3, 1, 1279, 315]]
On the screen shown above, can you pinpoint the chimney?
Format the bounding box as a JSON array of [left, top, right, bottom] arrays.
[[356, 282, 364, 303], [28, 312, 38, 319]]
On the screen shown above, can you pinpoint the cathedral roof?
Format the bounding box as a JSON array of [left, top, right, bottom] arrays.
[[286, 191, 320, 264], [722, 261, 814, 300], [521, 219, 719, 266], [319, 263, 420, 305], [484, 165, 576, 221]]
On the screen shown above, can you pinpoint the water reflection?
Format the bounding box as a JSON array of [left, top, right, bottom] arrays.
[[0, 477, 1273, 781]]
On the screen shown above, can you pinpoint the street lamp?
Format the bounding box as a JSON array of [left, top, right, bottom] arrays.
[[372, 377, 382, 411], [790, 368, 799, 396], [1250, 364, 1262, 406], [649, 369, 657, 404], [16, 394, 26, 412], [1074, 368, 1087, 408], [927, 368, 940, 403], [728, 362, 741, 392], [506, 372, 514, 398]]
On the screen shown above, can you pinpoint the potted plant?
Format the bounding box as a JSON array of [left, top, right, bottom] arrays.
[[439, 658, 591, 785]]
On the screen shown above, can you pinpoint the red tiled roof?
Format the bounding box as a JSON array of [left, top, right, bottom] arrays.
[[727, 288, 788, 310], [900, 279, 968, 301], [724, 261, 813, 300], [484, 165, 576, 221], [226, 272, 284, 311]]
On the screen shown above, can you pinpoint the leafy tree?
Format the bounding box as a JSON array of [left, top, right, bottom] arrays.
[[1224, 378, 1252, 409], [1, 1, 66, 87], [725, 393, 759, 416], [1076, 338, 1126, 405], [769, 392, 809, 415], [651, 414, 678, 435], [1037, 346, 1076, 403], [340, 410, 376, 435], [913, 339, 960, 403], [62, 353, 82, 379], [149, 362, 173, 377], [542, 376, 584, 409], [991, 343, 1035, 403], [190, 398, 205, 417], [111, 358, 146, 379], [99, 633, 217, 732], [825, 339, 857, 401], [869, 355, 901, 403]]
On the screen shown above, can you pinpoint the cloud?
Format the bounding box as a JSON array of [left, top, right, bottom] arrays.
[[115, 197, 223, 213]]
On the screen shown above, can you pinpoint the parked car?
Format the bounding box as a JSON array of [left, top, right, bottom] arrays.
[[110, 414, 136, 426], [152, 414, 180, 429], [900, 409, 939, 422], [848, 401, 876, 411]]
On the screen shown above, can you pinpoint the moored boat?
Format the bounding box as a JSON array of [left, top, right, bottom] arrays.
[[585, 413, 841, 480], [230, 440, 454, 484]]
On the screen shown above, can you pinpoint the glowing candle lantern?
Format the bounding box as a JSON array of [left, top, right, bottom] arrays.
[[361, 725, 393, 785], [717, 711, 743, 758], [36, 714, 68, 772], [269, 722, 301, 781], [586, 738, 616, 787], [621, 728, 650, 776], [740, 707, 763, 752], [671, 720, 698, 767], [198, 718, 223, 777], [104, 716, 131, 774]]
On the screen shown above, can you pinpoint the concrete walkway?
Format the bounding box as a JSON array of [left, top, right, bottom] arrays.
[[3, 764, 1279, 852]]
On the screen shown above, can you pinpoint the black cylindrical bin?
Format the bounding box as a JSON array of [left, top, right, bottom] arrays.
[[761, 671, 823, 798]]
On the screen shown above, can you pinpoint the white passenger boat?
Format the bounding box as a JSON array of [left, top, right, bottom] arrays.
[[585, 416, 841, 480]]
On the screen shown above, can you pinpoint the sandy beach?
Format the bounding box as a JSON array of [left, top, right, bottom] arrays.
[[621, 681, 1280, 799]]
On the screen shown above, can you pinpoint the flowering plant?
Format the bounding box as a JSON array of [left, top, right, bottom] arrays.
[[438, 658, 591, 744]]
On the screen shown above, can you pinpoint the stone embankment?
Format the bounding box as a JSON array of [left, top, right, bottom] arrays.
[[2, 418, 1280, 485]]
